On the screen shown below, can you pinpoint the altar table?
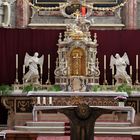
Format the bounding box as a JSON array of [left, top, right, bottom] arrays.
[[32, 105, 135, 140]]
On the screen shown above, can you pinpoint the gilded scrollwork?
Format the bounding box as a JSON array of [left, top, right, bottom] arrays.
[[16, 99, 33, 113], [1, 97, 15, 129]]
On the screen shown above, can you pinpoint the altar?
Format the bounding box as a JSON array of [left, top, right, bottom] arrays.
[[0, 2, 140, 139]]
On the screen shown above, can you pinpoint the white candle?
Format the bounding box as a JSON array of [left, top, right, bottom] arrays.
[[112, 65, 114, 75], [23, 65, 25, 74], [37, 97, 41, 105], [48, 54, 50, 69], [104, 55, 106, 69], [40, 66, 43, 74], [16, 54, 18, 69], [43, 97, 46, 105], [136, 55, 138, 69], [130, 65, 132, 75], [49, 97, 52, 105]]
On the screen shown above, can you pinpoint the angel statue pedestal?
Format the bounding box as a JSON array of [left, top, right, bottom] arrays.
[[23, 52, 44, 85], [110, 52, 132, 85]]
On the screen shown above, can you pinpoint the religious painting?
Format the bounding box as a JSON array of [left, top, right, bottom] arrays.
[[65, 4, 81, 15], [33, 0, 66, 5], [94, 0, 118, 4], [33, 0, 122, 7]]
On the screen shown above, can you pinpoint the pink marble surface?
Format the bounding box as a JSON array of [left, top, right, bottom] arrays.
[[16, 0, 28, 27], [125, 0, 137, 29], [37, 136, 133, 140]]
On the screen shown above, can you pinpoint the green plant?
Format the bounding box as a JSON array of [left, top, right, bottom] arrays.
[[0, 84, 13, 95], [91, 85, 101, 92], [47, 85, 61, 91], [22, 84, 34, 92], [116, 84, 132, 95]]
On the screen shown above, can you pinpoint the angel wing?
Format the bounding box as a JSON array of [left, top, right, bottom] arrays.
[[110, 55, 116, 69], [38, 55, 44, 66], [24, 53, 32, 67], [122, 52, 130, 65]]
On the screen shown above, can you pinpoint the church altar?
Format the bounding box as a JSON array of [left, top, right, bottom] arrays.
[[32, 105, 135, 123], [27, 91, 128, 97]]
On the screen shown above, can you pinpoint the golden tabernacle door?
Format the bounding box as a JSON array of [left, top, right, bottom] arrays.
[[69, 48, 86, 76]]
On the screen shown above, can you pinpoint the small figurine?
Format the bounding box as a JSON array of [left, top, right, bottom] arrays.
[[110, 52, 132, 85], [23, 52, 44, 84]]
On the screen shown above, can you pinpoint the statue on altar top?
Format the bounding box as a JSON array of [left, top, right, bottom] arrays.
[[23, 52, 44, 84], [110, 52, 132, 85]]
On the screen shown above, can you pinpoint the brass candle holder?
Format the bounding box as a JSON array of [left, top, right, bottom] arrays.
[[103, 69, 108, 85]]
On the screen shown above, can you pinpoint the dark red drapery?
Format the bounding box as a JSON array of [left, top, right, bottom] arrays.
[[0, 28, 139, 85]]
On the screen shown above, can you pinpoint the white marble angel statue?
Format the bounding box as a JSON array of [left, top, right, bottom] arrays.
[[23, 52, 44, 84], [110, 52, 132, 85]]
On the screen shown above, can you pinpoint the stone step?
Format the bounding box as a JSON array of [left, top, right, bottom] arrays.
[[14, 126, 70, 132], [26, 121, 131, 127], [26, 121, 68, 127], [15, 125, 140, 134]]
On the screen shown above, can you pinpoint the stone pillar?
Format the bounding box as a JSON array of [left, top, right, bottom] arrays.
[[16, 0, 29, 28], [124, 0, 137, 29]]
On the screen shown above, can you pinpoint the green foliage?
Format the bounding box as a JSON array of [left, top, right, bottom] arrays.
[[22, 84, 43, 93], [0, 84, 13, 95], [91, 85, 101, 92], [47, 85, 61, 92], [23, 84, 34, 92], [115, 84, 132, 95]]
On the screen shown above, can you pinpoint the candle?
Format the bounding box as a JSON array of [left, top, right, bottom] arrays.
[[104, 55, 106, 69], [40, 66, 43, 74], [130, 65, 132, 75], [112, 65, 114, 75], [49, 97, 52, 105], [136, 55, 139, 69], [16, 54, 18, 69], [43, 97, 46, 105], [48, 54, 50, 69], [37, 97, 41, 105], [81, 6, 86, 16], [23, 65, 25, 74]]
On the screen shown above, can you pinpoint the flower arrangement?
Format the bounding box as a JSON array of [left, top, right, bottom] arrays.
[[114, 95, 127, 102]]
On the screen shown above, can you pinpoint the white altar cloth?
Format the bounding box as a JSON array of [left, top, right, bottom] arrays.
[[28, 91, 128, 97], [32, 105, 135, 123]]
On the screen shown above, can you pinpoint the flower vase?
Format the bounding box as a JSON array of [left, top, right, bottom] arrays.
[[118, 101, 125, 107]]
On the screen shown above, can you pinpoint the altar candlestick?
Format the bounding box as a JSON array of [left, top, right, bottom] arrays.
[[23, 65, 25, 74], [16, 54, 18, 69], [48, 54, 50, 69], [112, 65, 114, 85], [43, 97, 46, 105], [136, 55, 139, 69], [37, 97, 41, 105], [49, 97, 52, 105], [130, 65, 132, 76], [40, 66, 43, 75], [112, 65, 114, 75], [104, 55, 106, 69]]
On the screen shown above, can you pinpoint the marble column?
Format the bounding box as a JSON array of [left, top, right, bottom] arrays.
[[124, 0, 137, 29], [16, 0, 29, 28]]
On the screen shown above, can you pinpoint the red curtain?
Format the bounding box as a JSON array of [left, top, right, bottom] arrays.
[[0, 28, 139, 85]]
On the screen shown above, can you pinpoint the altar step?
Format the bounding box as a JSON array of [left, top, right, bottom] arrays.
[[25, 121, 131, 127], [14, 121, 140, 135]]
